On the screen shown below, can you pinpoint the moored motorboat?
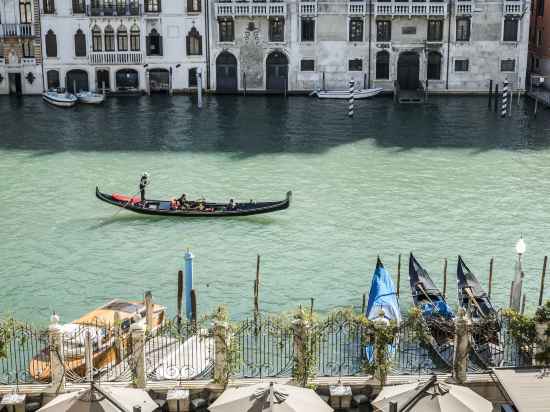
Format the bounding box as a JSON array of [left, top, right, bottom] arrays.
[[457, 256, 502, 368], [409, 253, 455, 368], [365, 257, 401, 362], [76, 91, 106, 104], [95, 187, 292, 218], [42, 90, 77, 107], [310, 87, 383, 100]]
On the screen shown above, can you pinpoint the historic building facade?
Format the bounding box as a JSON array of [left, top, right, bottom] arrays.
[[529, 0, 549, 86], [40, 0, 207, 94], [0, 0, 44, 95], [209, 0, 531, 93]]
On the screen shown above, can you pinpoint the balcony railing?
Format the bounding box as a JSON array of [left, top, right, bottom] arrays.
[[348, 1, 367, 15], [0, 23, 33, 38], [300, 1, 317, 15], [374, 1, 447, 16], [215, 1, 287, 17], [504, 0, 522, 15], [89, 51, 143, 65], [455, 1, 472, 15], [87, 4, 141, 16]]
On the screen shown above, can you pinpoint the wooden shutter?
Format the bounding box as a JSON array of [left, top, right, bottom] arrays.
[[146, 35, 151, 56]]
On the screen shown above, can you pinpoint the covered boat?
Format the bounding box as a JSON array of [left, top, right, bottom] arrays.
[[365, 257, 401, 362], [76, 91, 106, 104], [96, 187, 291, 217], [457, 256, 502, 368], [409, 253, 455, 368], [310, 87, 383, 99], [42, 90, 77, 107], [29, 299, 165, 382]]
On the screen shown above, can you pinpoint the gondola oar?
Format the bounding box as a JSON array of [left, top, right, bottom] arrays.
[[464, 286, 486, 318], [416, 282, 437, 309]]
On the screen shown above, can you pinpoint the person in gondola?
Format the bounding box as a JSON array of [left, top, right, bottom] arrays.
[[178, 193, 188, 209], [139, 173, 149, 204], [227, 199, 234, 210]]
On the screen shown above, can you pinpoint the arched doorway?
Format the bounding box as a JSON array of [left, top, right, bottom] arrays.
[[96, 69, 110, 92], [148, 68, 170, 93], [116, 69, 139, 91], [216, 52, 238, 92], [66, 69, 89, 93], [397, 52, 419, 90], [266, 51, 288, 92]]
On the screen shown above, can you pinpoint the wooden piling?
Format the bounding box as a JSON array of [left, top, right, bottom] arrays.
[[177, 270, 183, 330], [494, 84, 499, 112], [310, 298, 314, 318], [539, 256, 547, 306], [521, 294, 526, 315], [396, 254, 401, 298], [509, 281, 514, 308], [361, 293, 366, 314], [254, 255, 260, 319], [443, 258, 448, 299], [190, 289, 197, 327], [488, 80, 493, 107], [488, 257, 494, 299], [144, 291, 153, 332], [535, 97, 539, 117]]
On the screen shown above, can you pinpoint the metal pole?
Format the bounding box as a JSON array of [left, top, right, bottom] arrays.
[[348, 80, 354, 117], [197, 69, 203, 109]]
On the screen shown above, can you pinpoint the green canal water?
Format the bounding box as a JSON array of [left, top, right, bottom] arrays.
[[1, 94, 550, 324]]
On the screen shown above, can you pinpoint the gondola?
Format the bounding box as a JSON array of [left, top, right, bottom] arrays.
[[409, 253, 455, 368], [96, 187, 292, 217], [457, 256, 503, 368]]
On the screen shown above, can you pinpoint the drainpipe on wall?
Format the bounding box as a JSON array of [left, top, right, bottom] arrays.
[[367, 0, 372, 88], [445, 0, 452, 90], [204, 0, 211, 90], [37, 0, 46, 92]]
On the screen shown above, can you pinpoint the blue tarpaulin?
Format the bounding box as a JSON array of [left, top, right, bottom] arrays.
[[420, 301, 454, 319], [366, 261, 402, 324]]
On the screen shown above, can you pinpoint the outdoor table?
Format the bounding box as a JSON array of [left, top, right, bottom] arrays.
[[329, 383, 352, 409], [1, 394, 26, 412], [166, 388, 190, 412]]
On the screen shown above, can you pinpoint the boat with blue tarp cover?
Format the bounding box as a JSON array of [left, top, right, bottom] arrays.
[[409, 253, 455, 368], [457, 256, 503, 368], [365, 257, 401, 362]]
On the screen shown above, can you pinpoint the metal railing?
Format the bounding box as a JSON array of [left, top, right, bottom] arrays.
[[215, 0, 287, 17], [504, 0, 522, 15], [0, 23, 33, 38], [89, 51, 143, 65], [87, 3, 141, 16]]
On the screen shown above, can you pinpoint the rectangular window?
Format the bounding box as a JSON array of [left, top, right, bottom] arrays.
[[427, 19, 443, 41], [130, 30, 140, 51], [72, 0, 85, 13], [118, 32, 128, 51], [349, 58, 362, 71], [218, 18, 234, 42], [144, 0, 160, 12], [43, 0, 55, 14], [93, 32, 102, 51], [269, 17, 284, 42], [501, 59, 516, 72], [456, 17, 470, 41], [189, 68, 197, 87], [538, 30, 544, 46], [455, 59, 469, 72], [187, 0, 201, 13], [402, 26, 416, 35], [105, 32, 115, 51], [300, 59, 314, 71], [20, 0, 32, 23], [0, 43, 4, 59], [376, 51, 389, 79], [537, 0, 544, 16], [376, 20, 391, 42], [22, 39, 34, 58], [301, 18, 315, 42], [349, 18, 363, 42], [503, 17, 519, 42]]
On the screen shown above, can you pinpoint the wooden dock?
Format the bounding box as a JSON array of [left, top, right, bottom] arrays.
[[527, 88, 550, 108]]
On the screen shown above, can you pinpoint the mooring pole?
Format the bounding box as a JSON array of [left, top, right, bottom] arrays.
[[197, 69, 203, 109], [539, 256, 547, 306], [443, 258, 448, 299], [521, 294, 526, 315], [190, 289, 197, 328], [310, 297, 314, 318], [254, 254, 260, 328], [396, 254, 401, 298], [494, 84, 499, 112], [243, 72, 247, 96], [322, 71, 326, 91], [177, 270, 183, 331], [501, 79, 508, 118], [361, 293, 366, 314], [488, 80, 493, 107], [488, 257, 494, 299], [348, 80, 355, 117], [535, 97, 539, 117]]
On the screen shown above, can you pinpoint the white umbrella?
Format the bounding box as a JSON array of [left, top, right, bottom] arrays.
[[372, 376, 492, 412], [208, 382, 333, 412], [38, 384, 158, 412]]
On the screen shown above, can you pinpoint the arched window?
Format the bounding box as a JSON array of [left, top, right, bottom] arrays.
[[45, 29, 57, 57], [376, 50, 389, 79], [117, 25, 128, 51], [74, 29, 86, 57], [92, 25, 102, 52], [427, 52, 442, 80], [104, 25, 115, 51], [130, 25, 140, 51], [186, 27, 202, 56], [46, 70, 59, 89], [146, 28, 162, 56]]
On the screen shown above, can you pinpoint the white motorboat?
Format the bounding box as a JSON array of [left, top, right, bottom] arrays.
[[76, 91, 106, 104], [310, 87, 384, 100], [42, 90, 77, 107]]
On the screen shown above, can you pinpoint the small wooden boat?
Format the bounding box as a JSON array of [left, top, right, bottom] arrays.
[[77, 91, 106, 104], [29, 299, 165, 382], [310, 87, 383, 100], [42, 90, 77, 107], [409, 253, 455, 368], [457, 256, 502, 368], [96, 187, 292, 217]]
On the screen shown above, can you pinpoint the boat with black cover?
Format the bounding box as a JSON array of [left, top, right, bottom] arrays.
[[409, 253, 455, 368], [457, 256, 503, 368], [96, 187, 292, 217]]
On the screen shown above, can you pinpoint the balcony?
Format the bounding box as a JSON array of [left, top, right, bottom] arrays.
[[455, 1, 472, 15], [215, 1, 287, 18], [348, 1, 368, 15], [89, 51, 143, 65], [374, 1, 447, 17], [0, 23, 33, 38], [87, 4, 141, 16], [504, 0, 522, 15], [300, 1, 317, 16]]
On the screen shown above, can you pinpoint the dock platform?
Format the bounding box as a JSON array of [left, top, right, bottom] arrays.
[[527, 88, 550, 108]]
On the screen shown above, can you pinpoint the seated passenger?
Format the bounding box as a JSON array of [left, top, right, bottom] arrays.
[[178, 193, 188, 209], [228, 199, 234, 210]]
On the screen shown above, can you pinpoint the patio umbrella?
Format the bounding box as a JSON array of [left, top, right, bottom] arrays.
[[372, 376, 492, 412], [37, 384, 158, 412], [208, 382, 333, 412]]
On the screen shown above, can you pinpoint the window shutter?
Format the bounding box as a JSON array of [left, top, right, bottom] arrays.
[[198, 35, 202, 55], [158, 36, 163, 56], [146, 35, 151, 56], [186, 34, 190, 55]]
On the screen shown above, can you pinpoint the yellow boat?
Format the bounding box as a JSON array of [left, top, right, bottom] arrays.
[[29, 299, 165, 382]]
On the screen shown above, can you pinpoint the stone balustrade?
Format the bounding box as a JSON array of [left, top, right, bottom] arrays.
[[89, 51, 144, 65], [0, 23, 33, 38], [215, 1, 287, 17]]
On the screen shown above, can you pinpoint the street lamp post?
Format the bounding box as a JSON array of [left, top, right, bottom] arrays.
[[511, 237, 526, 311]]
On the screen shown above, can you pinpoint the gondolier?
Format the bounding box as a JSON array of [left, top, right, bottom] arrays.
[[139, 173, 149, 203]]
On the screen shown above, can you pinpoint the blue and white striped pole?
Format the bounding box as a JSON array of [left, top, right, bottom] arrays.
[[501, 79, 509, 118], [184, 249, 194, 320], [348, 80, 355, 117]]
